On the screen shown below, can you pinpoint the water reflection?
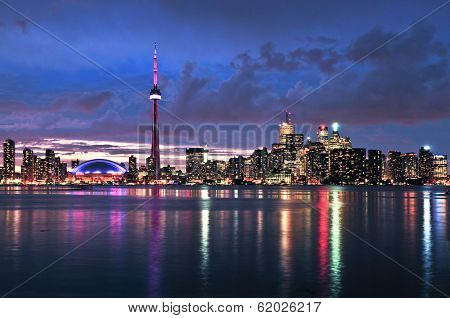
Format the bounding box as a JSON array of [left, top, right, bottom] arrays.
[[279, 210, 292, 296], [329, 191, 342, 297], [1, 186, 449, 297], [200, 209, 210, 293], [422, 191, 432, 297], [148, 211, 165, 297], [317, 191, 329, 297]]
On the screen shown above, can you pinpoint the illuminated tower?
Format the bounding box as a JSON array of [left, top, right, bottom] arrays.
[[317, 125, 329, 144], [279, 110, 295, 144], [149, 44, 161, 180], [3, 139, 15, 180]]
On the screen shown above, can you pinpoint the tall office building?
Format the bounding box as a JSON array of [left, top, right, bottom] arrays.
[[317, 125, 329, 145], [268, 148, 284, 173], [60, 162, 68, 182], [186, 148, 208, 180], [367, 150, 383, 185], [433, 154, 447, 184], [418, 146, 434, 184], [204, 159, 226, 180], [250, 147, 269, 179], [401, 152, 418, 179], [284, 133, 304, 161], [227, 155, 245, 180], [3, 139, 15, 180], [128, 155, 138, 182], [149, 44, 162, 180], [279, 111, 295, 144], [386, 151, 403, 183], [330, 148, 366, 185], [306, 143, 329, 184], [328, 125, 351, 150], [21, 147, 34, 182], [71, 159, 80, 169], [146, 156, 154, 178], [45, 149, 56, 183]]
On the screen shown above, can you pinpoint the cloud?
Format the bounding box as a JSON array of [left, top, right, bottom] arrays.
[[50, 91, 115, 113], [15, 19, 29, 34], [286, 23, 450, 125], [166, 22, 450, 127]]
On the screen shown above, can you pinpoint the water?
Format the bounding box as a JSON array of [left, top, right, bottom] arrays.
[[0, 185, 449, 298]]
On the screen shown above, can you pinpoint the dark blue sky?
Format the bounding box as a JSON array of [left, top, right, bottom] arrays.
[[1, 0, 449, 166]]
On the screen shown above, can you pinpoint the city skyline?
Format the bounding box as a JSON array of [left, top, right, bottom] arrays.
[[1, 0, 450, 163], [1, 110, 448, 185]]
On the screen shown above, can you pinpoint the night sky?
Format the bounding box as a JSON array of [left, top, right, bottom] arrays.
[[1, 0, 449, 168]]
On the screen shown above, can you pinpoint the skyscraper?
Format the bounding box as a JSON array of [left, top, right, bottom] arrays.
[[250, 147, 269, 179], [386, 151, 403, 183], [433, 154, 447, 184], [149, 44, 161, 180], [328, 124, 351, 150], [306, 143, 329, 184], [3, 139, 15, 180], [186, 148, 208, 180], [401, 152, 418, 180], [418, 146, 434, 184], [45, 149, 56, 183], [227, 155, 245, 180], [330, 148, 366, 185], [128, 155, 138, 182], [279, 111, 295, 144], [317, 125, 329, 145], [22, 148, 34, 183], [71, 159, 80, 169], [367, 150, 383, 185]]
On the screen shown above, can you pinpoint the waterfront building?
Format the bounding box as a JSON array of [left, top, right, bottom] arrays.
[[204, 159, 226, 181], [330, 148, 366, 184], [243, 157, 253, 179], [433, 154, 448, 184], [186, 147, 208, 180], [71, 159, 80, 169], [367, 149, 383, 185], [265, 172, 292, 185], [21, 148, 34, 183], [418, 146, 434, 184], [227, 155, 245, 180], [305, 142, 329, 184], [3, 139, 15, 181], [401, 152, 418, 180], [70, 159, 127, 183], [60, 162, 68, 182], [45, 149, 56, 183], [128, 155, 138, 182], [386, 151, 403, 184], [250, 147, 269, 179]]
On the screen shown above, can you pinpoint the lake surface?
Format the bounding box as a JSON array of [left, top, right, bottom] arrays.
[[0, 185, 449, 297]]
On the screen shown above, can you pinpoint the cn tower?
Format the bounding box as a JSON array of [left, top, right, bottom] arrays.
[[149, 43, 161, 180]]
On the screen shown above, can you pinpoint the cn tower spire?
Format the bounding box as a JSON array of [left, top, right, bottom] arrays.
[[153, 42, 158, 88], [149, 42, 161, 181]]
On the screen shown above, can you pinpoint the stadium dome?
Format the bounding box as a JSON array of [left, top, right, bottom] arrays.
[[72, 159, 127, 175], [70, 159, 127, 183]]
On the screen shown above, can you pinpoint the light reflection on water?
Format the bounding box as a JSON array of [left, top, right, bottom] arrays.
[[422, 191, 432, 297], [329, 191, 342, 297], [0, 185, 449, 297]]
